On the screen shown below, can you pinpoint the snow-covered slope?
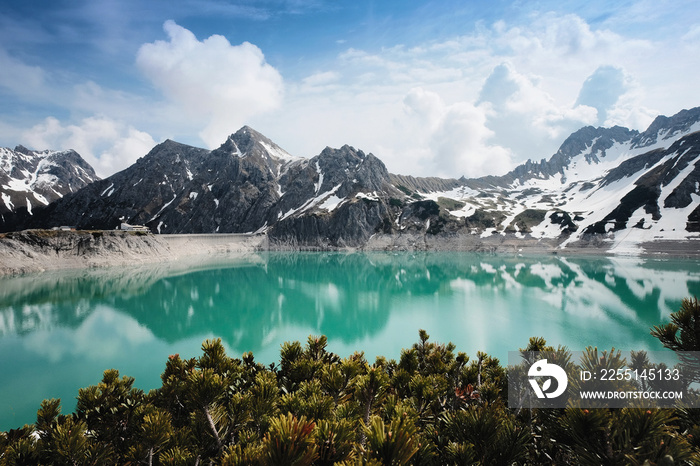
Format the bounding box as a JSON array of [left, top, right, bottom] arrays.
[[418, 107, 700, 253], [0, 146, 98, 225]]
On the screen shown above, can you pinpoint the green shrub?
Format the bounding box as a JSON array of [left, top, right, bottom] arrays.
[[4, 301, 700, 465]]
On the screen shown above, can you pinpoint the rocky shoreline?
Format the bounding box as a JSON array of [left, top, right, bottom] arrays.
[[0, 230, 267, 276], [1, 229, 698, 276]]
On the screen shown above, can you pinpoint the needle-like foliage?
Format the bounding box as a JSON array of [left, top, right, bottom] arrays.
[[3, 300, 700, 465]]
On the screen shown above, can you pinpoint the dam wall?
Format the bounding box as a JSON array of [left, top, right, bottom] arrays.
[[0, 230, 269, 275], [159, 233, 268, 255]]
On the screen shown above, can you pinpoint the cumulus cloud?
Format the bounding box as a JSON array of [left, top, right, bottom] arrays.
[[474, 62, 597, 160], [402, 87, 512, 178], [260, 10, 664, 178], [136, 20, 284, 148], [575, 65, 628, 125], [576, 66, 658, 130], [432, 103, 513, 178], [402, 87, 443, 132], [22, 116, 156, 177]]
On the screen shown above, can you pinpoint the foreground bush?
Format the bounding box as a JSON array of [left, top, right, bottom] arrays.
[[2, 299, 700, 465]]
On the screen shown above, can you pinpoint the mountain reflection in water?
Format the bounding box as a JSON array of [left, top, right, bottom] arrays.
[[1, 252, 699, 430]]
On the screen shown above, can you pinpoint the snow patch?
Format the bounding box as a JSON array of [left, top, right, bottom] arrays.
[[101, 183, 114, 197], [260, 141, 297, 162], [2, 193, 14, 211], [319, 194, 344, 212], [448, 205, 477, 218], [33, 191, 49, 205], [253, 222, 269, 234], [149, 194, 177, 222], [229, 139, 244, 158], [281, 183, 344, 219], [314, 161, 324, 194], [356, 191, 379, 201]]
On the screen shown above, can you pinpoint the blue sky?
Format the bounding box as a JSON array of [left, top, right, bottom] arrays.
[[1, 0, 698, 177]]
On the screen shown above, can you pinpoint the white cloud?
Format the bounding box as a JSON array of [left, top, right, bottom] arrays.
[[402, 87, 512, 178], [4, 7, 691, 181], [136, 20, 284, 148], [476, 62, 598, 157], [259, 10, 672, 178], [22, 116, 156, 177], [604, 85, 658, 131], [0, 47, 47, 99], [575, 65, 628, 125], [301, 71, 341, 88], [402, 87, 443, 132], [432, 102, 513, 178], [681, 24, 700, 43]]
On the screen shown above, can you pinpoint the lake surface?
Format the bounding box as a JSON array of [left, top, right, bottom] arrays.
[[1, 251, 699, 430]]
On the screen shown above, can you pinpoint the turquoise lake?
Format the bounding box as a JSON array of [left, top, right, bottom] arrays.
[[1, 251, 699, 430]]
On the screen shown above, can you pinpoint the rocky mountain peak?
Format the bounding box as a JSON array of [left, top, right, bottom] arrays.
[[0, 145, 99, 224], [631, 107, 700, 149], [313, 145, 395, 196], [215, 126, 299, 182], [223, 126, 285, 157], [554, 125, 638, 161], [133, 140, 209, 170], [232, 125, 262, 143], [548, 125, 638, 183], [477, 124, 640, 188], [13, 145, 32, 156]]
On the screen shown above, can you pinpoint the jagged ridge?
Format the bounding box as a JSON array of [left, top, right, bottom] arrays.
[[0, 146, 98, 222]]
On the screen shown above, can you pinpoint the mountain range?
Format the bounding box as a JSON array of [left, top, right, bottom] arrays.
[[2, 107, 699, 253], [0, 146, 97, 222]]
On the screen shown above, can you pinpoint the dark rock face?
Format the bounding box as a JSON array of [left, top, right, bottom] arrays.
[[0, 146, 98, 228], [9, 140, 210, 232], [601, 149, 666, 186], [268, 145, 404, 247], [270, 198, 395, 247], [688, 205, 700, 232], [661, 132, 700, 209]]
